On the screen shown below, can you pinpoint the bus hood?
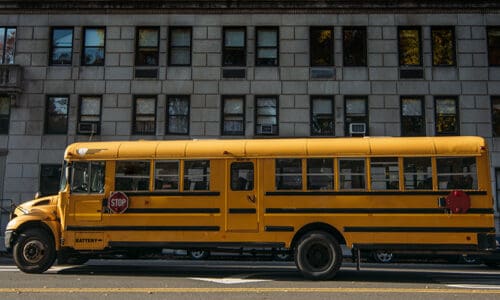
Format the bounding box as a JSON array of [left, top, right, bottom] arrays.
[[9, 196, 58, 221]]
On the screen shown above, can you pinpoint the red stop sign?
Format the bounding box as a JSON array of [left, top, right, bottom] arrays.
[[108, 191, 129, 214]]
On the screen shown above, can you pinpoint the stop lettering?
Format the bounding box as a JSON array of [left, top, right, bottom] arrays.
[[108, 191, 129, 214]]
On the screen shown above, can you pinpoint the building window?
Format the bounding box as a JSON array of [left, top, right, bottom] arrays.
[[39, 164, 62, 197], [45, 96, 69, 134], [166, 95, 190, 135], [435, 96, 459, 135], [255, 27, 279, 66], [222, 96, 245, 136], [133, 96, 156, 135], [0, 96, 10, 134], [82, 27, 105, 66], [223, 27, 246, 66], [401, 96, 425, 136], [398, 27, 422, 66], [431, 27, 456, 66], [50, 27, 73, 65], [492, 97, 500, 137], [487, 27, 500, 66], [168, 27, 191, 66], [136, 27, 159, 66], [78, 96, 101, 135], [345, 96, 368, 136], [311, 96, 335, 136], [255, 96, 278, 136], [0, 27, 16, 64], [343, 27, 367, 67], [310, 27, 334, 66]]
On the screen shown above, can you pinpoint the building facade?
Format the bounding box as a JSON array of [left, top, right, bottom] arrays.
[[0, 0, 500, 241]]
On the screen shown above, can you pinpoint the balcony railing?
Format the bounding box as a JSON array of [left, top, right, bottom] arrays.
[[0, 64, 22, 94]]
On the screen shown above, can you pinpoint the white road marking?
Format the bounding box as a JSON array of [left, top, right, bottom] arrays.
[[447, 284, 500, 290], [190, 273, 271, 284]]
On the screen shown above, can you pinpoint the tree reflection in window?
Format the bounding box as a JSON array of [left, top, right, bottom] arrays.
[[310, 27, 334, 66], [343, 27, 367, 66], [487, 27, 500, 66], [45, 96, 69, 134], [0, 27, 16, 64], [432, 27, 455, 66], [136, 27, 159, 66], [398, 27, 421, 66], [82, 27, 105, 66], [435, 97, 459, 135], [492, 97, 500, 137], [50, 28, 73, 65]]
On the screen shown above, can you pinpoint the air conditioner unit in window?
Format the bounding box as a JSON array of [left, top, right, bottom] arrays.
[[78, 122, 97, 134], [349, 123, 366, 137], [258, 124, 273, 134]]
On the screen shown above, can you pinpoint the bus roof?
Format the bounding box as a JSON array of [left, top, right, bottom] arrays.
[[64, 136, 486, 160]]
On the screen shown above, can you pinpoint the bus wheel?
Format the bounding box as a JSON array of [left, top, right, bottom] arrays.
[[294, 231, 342, 280], [13, 228, 56, 274]]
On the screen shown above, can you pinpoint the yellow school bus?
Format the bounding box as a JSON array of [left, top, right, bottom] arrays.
[[4, 136, 497, 279]]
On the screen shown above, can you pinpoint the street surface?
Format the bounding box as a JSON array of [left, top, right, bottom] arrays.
[[0, 256, 500, 299]]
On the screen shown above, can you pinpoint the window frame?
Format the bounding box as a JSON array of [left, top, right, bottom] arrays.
[[222, 26, 247, 67], [255, 26, 279, 67], [398, 26, 423, 67], [487, 26, 500, 67], [0, 95, 10, 134], [342, 26, 367, 67], [344, 96, 369, 136], [45, 95, 69, 134], [132, 95, 157, 135], [254, 95, 279, 136], [0, 27, 16, 64], [400, 96, 426, 137], [310, 26, 334, 67], [435, 96, 459, 136], [77, 95, 102, 135], [310, 96, 335, 136], [49, 27, 74, 66], [81, 27, 106, 66], [431, 26, 456, 67], [166, 95, 190, 135], [168, 26, 192, 66], [221, 95, 246, 136], [135, 26, 160, 67]]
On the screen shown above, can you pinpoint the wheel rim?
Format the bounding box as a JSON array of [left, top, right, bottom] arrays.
[[375, 251, 393, 263], [305, 243, 332, 270], [23, 240, 46, 264], [190, 250, 206, 259]]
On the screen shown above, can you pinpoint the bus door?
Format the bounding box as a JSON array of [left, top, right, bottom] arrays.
[[226, 159, 259, 232], [71, 161, 106, 222]]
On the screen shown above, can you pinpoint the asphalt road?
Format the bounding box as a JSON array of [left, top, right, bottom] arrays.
[[0, 256, 500, 300]]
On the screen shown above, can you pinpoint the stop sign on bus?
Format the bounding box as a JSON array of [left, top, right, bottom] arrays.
[[108, 191, 129, 214]]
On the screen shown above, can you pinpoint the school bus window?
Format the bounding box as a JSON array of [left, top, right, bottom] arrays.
[[115, 161, 150, 191], [184, 160, 210, 191], [339, 158, 365, 190], [307, 158, 334, 190], [70, 161, 105, 193], [155, 161, 179, 190], [437, 157, 477, 190], [404, 157, 432, 190], [275, 159, 302, 190], [231, 162, 254, 191], [371, 157, 399, 190]]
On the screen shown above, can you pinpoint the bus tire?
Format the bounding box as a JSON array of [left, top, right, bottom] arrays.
[[13, 228, 56, 274], [294, 231, 342, 280]]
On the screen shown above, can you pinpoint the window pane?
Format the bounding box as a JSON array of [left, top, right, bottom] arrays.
[[225, 30, 245, 47], [257, 49, 277, 59], [81, 97, 101, 115], [343, 27, 367, 66], [404, 158, 432, 190], [84, 28, 105, 47], [370, 158, 399, 190], [40, 164, 62, 196], [346, 98, 366, 115], [0, 96, 10, 115], [139, 29, 158, 47], [168, 97, 189, 115], [276, 159, 302, 190], [170, 49, 190, 65], [402, 98, 422, 116], [231, 162, 254, 191], [83, 48, 104, 65], [115, 161, 150, 191], [437, 157, 477, 190], [313, 99, 332, 113], [155, 161, 179, 190], [168, 116, 189, 134], [432, 27, 455, 66], [224, 98, 243, 114], [436, 97, 458, 135], [3, 28, 16, 64], [171, 29, 190, 47], [436, 99, 456, 114], [257, 98, 277, 115], [399, 28, 421, 66], [184, 160, 210, 191], [52, 48, 72, 65], [307, 158, 333, 190], [492, 97, 500, 137], [339, 159, 365, 189], [488, 27, 500, 66], [0, 29, 4, 63], [258, 30, 277, 47], [89, 162, 105, 193], [136, 98, 155, 114], [311, 27, 333, 66], [53, 29, 73, 47]]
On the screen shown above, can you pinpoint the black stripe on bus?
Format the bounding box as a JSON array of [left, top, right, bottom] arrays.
[[352, 243, 480, 251], [265, 208, 494, 214], [265, 191, 488, 196], [344, 227, 495, 233], [229, 208, 257, 214], [265, 226, 294, 232], [126, 208, 220, 214], [122, 191, 220, 197], [66, 226, 220, 231], [109, 241, 286, 249]]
